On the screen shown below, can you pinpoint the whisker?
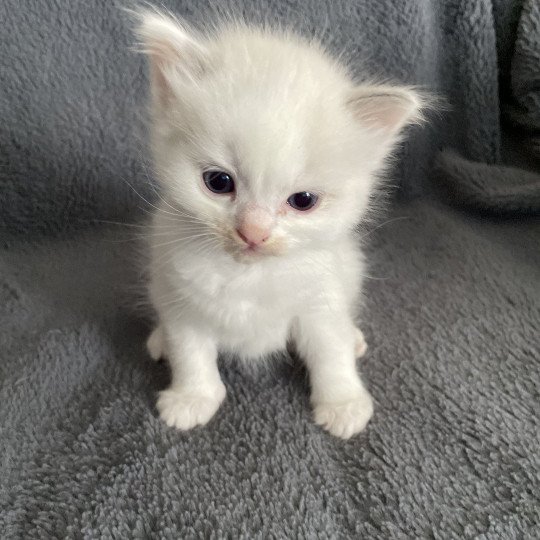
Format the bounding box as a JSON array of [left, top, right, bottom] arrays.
[[116, 174, 178, 217], [356, 216, 410, 240], [151, 236, 221, 271], [151, 232, 217, 250], [152, 208, 211, 225]]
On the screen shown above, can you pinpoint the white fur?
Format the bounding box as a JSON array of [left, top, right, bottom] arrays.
[[137, 10, 424, 438]]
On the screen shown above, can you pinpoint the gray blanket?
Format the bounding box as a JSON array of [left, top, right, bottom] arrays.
[[1, 0, 540, 538], [1, 0, 539, 237], [2, 201, 539, 538]]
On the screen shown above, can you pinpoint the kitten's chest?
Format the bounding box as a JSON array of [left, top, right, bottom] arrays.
[[175, 258, 299, 351], [162, 247, 349, 358], [191, 264, 295, 315]]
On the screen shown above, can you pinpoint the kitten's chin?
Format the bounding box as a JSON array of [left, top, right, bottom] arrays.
[[228, 246, 278, 265], [230, 251, 265, 265], [223, 239, 287, 264]]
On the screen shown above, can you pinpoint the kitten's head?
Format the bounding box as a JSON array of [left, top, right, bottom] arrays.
[[137, 11, 424, 263]]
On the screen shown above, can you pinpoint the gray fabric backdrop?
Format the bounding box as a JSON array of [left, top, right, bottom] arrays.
[[1, 1, 540, 538], [1, 0, 538, 237]]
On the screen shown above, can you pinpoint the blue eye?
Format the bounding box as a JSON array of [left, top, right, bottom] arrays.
[[203, 170, 235, 194], [287, 191, 318, 211]]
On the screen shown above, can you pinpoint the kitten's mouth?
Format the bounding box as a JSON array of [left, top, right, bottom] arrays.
[[235, 243, 267, 262], [222, 230, 285, 263], [242, 244, 261, 254]]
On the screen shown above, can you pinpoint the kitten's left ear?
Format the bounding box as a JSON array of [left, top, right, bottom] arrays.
[[347, 85, 424, 140], [135, 10, 208, 105]]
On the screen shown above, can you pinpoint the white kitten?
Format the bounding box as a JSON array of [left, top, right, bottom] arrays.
[[136, 11, 424, 438]]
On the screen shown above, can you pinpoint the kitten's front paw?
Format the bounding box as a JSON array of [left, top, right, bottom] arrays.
[[313, 391, 374, 439], [157, 385, 226, 430]]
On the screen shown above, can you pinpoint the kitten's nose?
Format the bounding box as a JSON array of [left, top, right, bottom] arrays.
[[236, 207, 273, 247], [236, 224, 270, 246]]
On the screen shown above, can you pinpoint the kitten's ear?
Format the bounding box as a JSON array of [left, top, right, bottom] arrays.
[[135, 11, 208, 105], [347, 85, 424, 140]]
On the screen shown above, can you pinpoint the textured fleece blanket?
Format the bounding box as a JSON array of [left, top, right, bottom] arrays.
[[434, 0, 540, 215], [1, 0, 540, 538], [1, 0, 538, 238], [2, 200, 539, 538]]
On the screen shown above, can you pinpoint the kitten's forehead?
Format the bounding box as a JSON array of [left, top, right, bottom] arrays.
[[202, 84, 331, 200], [226, 105, 308, 198], [178, 29, 354, 200]]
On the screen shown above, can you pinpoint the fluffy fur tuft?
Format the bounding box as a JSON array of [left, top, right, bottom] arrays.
[[135, 9, 427, 438]]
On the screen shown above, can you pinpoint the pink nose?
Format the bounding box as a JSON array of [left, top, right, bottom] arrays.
[[236, 206, 274, 247], [236, 224, 270, 246]]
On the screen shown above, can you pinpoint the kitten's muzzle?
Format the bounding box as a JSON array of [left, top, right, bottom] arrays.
[[226, 228, 285, 262], [235, 206, 274, 248], [235, 226, 270, 248]]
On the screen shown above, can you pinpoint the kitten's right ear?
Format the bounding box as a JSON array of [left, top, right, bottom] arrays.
[[135, 10, 208, 105], [347, 85, 425, 141]]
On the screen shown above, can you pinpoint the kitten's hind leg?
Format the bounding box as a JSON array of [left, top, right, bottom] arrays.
[[354, 327, 368, 358], [147, 325, 165, 361]]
